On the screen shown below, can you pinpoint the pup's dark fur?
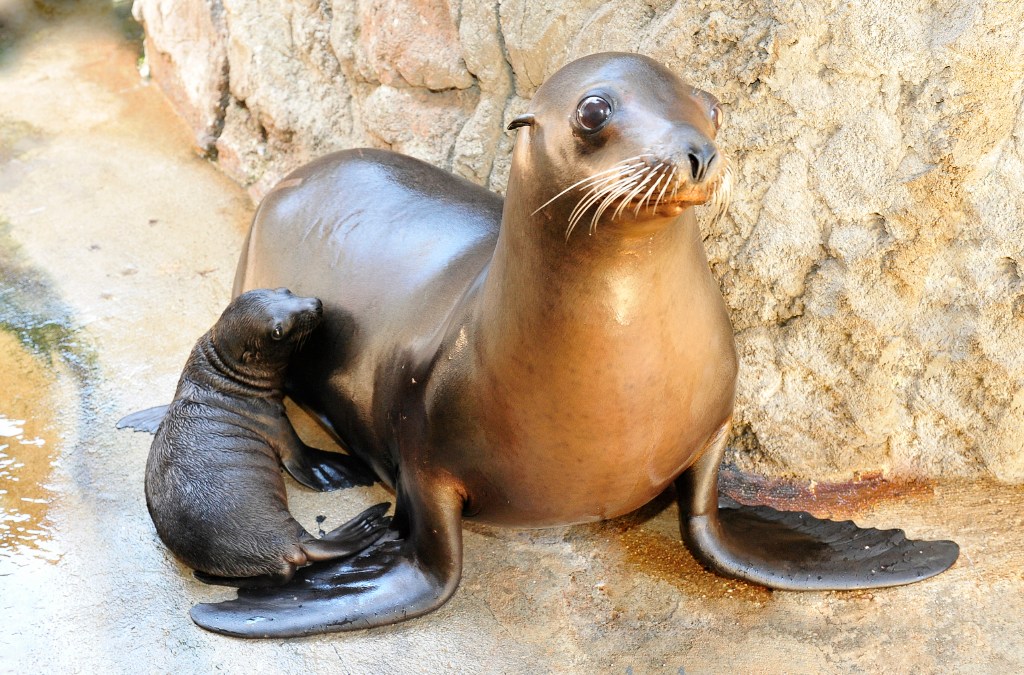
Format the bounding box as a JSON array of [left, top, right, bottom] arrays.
[[145, 288, 389, 587]]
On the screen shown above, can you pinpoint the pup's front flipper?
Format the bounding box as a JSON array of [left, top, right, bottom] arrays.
[[115, 404, 169, 433], [190, 470, 464, 638], [282, 445, 378, 491], [276, 415, 378, 491], [677, 420, 960, 590]]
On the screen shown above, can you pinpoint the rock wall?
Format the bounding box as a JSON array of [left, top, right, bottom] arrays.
[[132, 0, 1024, 483]]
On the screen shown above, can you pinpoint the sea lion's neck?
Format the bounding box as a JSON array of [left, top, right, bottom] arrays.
[[459, 180, 736, 503], [185, 334, 284, 399], [477, 185, 719, 358]]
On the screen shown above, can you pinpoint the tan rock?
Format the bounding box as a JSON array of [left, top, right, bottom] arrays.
[[132, 0, 1024, 483], [349, 0, 474, 90], [132, 0, 227, 152]]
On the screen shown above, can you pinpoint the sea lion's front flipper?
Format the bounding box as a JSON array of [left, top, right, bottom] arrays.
[[189, 473, 464, 637], [677, 421, 959, 590], [277, 418, 378, 491], [115, 404, 169, 433]]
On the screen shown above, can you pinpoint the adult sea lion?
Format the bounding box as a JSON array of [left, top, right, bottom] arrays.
[[144, 288, 391, 587], [191, 53, 958, 637]]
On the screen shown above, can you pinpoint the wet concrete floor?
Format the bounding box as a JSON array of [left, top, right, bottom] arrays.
[[0, 5, 1022, 674]]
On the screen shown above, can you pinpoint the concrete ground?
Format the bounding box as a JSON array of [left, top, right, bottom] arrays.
[[0, 6, 1021, 674]]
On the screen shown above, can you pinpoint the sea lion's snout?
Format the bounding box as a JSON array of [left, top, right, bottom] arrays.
[[281, 295, 323, 344], [640, 121, 730, 225], [686, 141, 717, 184], [295, 295, 323, 323]]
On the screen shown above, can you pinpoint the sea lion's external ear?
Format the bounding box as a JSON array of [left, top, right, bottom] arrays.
[[507, 114, 536, 130]]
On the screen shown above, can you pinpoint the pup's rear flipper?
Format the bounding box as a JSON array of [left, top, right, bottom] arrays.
[[678, 421, 959, 590], [303, 502, 394, 560], [115, 405, 169, 433]]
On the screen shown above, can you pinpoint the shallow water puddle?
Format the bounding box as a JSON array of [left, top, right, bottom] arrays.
[[0, 330, 62, 564], [0, 221, 82, 571]]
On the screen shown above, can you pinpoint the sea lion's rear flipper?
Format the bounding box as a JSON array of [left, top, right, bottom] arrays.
[[115, 404, 169, 433], [189, 472, 464, 638], [677, 421, 959, 590]]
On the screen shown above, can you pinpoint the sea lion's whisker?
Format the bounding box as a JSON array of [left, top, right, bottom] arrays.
[[591, 171, 647, 233], [539, 167, 622, 215], [567, 173, 642, 239], [638, 170, 666, 216], [610, 166, 656, 222], [533, 155, 653, 216], [537, 166, 625, 216], [568, 180, 629, 239], [569, 166, 642, 222], [612, 169, 659, 222], [614, 163, 662, 220], [654, 167, 675, 212], [571, 176, 634, 238], [568, 176, 621, 229], [600, 166, 649, 225], [703, 160, 733, 226]]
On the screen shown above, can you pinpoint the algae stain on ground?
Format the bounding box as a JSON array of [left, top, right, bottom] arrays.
[[0, 220, 89, 363]]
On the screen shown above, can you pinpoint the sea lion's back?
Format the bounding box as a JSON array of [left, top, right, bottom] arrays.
[[235, 148, 501, 315]]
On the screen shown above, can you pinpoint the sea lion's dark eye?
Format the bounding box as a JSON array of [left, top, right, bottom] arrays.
[[271, 325, 283, 340], [710, 104, 723, 131], [576, 96, 612, 132]]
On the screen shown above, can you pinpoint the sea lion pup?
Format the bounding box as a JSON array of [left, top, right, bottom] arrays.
[[145, 288, 391, 587], [192, 53, 958, 637]]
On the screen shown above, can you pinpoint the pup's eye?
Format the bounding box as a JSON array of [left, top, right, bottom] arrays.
[[710, 104, 723, 131], [576, 95, 612, 132], [271, 325, 283, 340]]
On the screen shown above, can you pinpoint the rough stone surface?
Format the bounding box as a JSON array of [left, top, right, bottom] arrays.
[[2, 9, 1022, 672], [130, 0, 1024, 484]]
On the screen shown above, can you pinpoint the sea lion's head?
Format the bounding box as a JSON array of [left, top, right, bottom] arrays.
[[507, 53, 732, 239], [212, 288, 323, 372]]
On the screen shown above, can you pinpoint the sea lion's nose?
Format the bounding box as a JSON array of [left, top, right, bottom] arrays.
[[687, 143, 717, 183]]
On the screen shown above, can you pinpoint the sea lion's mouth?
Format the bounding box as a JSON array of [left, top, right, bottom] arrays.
[[533, 153, 733, 240]]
